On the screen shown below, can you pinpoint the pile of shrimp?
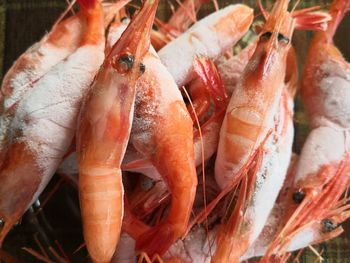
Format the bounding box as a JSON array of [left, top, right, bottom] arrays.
[[0, 0, 350, 262]]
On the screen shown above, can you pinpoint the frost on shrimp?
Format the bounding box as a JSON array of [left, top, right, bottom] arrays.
[[260, 0, 350, 260], [0, 0, 105, 245], [0, 0, 125, 166], [158, 4, 253, 87], [124, 45, 198, 255], [0, 44, 105, 243]]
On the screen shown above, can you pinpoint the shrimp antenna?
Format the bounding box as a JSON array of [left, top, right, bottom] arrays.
[[50, 0, 77, 34], [291, 0, 301, 13], [181, 86, 210, 247], [212, 0, 219, 11], [175, 0, 197, 23], [258, 0, 268, 20], [66, 0, 76, 14]]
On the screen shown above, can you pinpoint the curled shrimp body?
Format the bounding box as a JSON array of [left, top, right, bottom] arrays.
[[76, 0, 158, 262], [261, 0, 350, 261], [128, 47, 197, 256], [0, 0, 105, 245], [158, 4, 253, 87]]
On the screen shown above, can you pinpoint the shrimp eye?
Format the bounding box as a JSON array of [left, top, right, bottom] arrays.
[[292, 190, 305, 203], [322, 219, 337, 232], [117, 54, 135, 73], [277, 33, 290, 44], [0, 218, 4, 228], [139, 62, 146, 74], [260, 31, 272, 42]]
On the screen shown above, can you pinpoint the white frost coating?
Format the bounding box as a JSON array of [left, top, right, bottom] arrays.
[[247, 102, 294, 244], [111, 233, 136, 263], [215, 78, 283, 189], [4, 43, 73, 110], [308, 59, 350, 129], [159, 4, 252, 87], [10, 44, 104, 208], [139, 47, 183, 113], [241, 224, 318, 261], [287, 227, 317, 252], [132, 47, 184, 152], [294, 127, 348, 184], [165, 226, 217, 263], [216, 43, 255, 96]]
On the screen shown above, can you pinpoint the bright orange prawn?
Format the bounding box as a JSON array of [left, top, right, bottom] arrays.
[[76, 0, 158, 262], [261, 0, 350, 261]]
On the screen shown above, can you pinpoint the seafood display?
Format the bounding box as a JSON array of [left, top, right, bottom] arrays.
[[0, 0, 349, 262]]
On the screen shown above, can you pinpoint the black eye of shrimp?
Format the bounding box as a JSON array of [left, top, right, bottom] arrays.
[[118, 54, 135, 72], [260, 31, 272, 42], [0, 218, 4, 229], [322, 218, 337, 232], [277, 33, 290, 44], [292, 190, 305, 203], [139, 62, 146, 74]]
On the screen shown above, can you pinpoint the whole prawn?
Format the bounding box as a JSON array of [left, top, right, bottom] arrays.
[[125, 46, 198, 257], [0, 0, 105, 245], [261, 0, 350, 260], [76, 0, 158, 262], [204, 1, 297, 261]]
